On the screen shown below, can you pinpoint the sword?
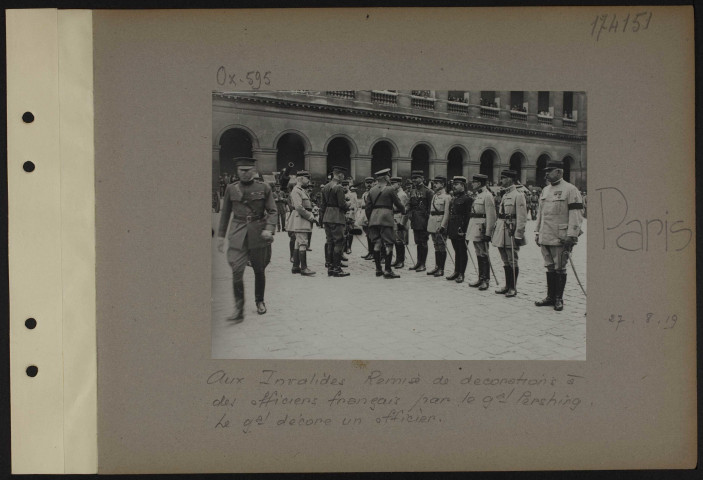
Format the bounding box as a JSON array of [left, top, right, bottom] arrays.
[[562, 244, 587, 298], [353, 234, 369, 252], [437, 233, 454, 266], [464, 238, 479, 275], [484, 241, 499, 284]]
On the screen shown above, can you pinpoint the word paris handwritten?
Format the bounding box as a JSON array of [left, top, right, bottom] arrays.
[[216, 66, 271, 90], [590, 12, 652, 41], [608, 312, 678, 331]]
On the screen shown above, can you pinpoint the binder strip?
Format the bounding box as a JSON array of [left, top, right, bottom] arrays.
[[7, 9, 97, 473]]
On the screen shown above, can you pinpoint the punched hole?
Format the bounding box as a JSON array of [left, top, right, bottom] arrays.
[[25, 318, 37, 329], [22, 112, 34, 123], [26, 365, 38, 377], [23, 161, 35, 172]]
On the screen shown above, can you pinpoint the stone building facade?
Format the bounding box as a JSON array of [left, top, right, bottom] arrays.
[[212, 90, 587, 190]]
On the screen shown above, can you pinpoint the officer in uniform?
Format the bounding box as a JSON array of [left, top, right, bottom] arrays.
[[426, 176, 452, 277], [445, 176, 473, 283], [321, 166, 351, 277], [390, 176, 408, 268], [365, 168, 406, 279], [273, 183, 288, 232], [467, 173, 497, 290], [406, 170, 434, 272], [287, 171, 319, 276], [341, 179, 355, 255], [217, 157, 278, 322], [492, 170, 527, 297], [534, 161, 584, 311], [360, 177, 376, 259]]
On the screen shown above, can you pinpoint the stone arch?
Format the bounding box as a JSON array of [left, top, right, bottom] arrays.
[[323, 133, 359, 156], [215, 124, 260, 150], [409, 141, 437, 160], [535, 152, 552, 187], [479, 147, 500, 183], [272, 129, 312, 153], [446, 145, 469, 180], [367, 137, 399, 157], [370, 139, 396, 174], [508, 150, 527, 181], [562, 155, 574, 183], [326, 136, 356, 176], [410, 143, 434, 178], [275, 131, 309, 173], [218, 127, 257, 177]]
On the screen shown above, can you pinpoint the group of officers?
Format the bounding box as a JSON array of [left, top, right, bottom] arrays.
[[217, 157, 584, 324]]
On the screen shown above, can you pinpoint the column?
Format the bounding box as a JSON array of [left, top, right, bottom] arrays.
[[357, 90, 372, 103], [397, 90, 412, 108], [352, 154, 371, 182], [523, 165, 536, 185], [576, 92, 587, 132], [493, 163, 502, 184], [468, 90, 481, 118], [550, 91, 564, 127], [466, 161, 481, 179], [252, 147, 277, 175], [526, 91, 538, 124], [395, 156, 412, 178], [432, 160, 447, 179], [434, 90, 448, 113], [498, 91, 511, 121], [212, 145, 221, 188], [462, 161, 470, 179], [304, 152, 328, 181]]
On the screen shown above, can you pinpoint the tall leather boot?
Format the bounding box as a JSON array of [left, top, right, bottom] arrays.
[[228, 280, 245, 323], [409, 245, 422, 270], [415, 245, 427, 272], [434, 251, 446, 277], [427, 251, 440, 275], [324, 243, 331, 268], [289, 238, 295, 263], [362, 236, 374, 259], [299, 250, 316, 276], [254, 271, 266, 314], [554, 272, 566, 311], [469, 256, 483, 287], [495, 265, 510, 294], [373, 250, 383, 277], [535, 271, 556, 306], [478, 257, 490, 290], [384, 246, 400, 278], [505, 266, 518, 297], [291, 250, 301, 274], [331, 250, 350, 277], [392, 244, 405, 268]]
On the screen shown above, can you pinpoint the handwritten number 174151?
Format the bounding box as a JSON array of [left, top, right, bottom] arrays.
[[591, 12, 652, 42]]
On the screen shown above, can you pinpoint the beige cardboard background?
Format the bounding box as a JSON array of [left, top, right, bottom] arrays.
[[93, 7, 695, 472]]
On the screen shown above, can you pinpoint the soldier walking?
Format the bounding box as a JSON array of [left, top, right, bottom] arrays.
[[216, 157, 278, 322], [492, 170, 527, 297], [321, 166, 351, 277], [426, 176, 451, 277], [406, 170, 434, 272], [467, 174, 497, 290], [534, 161, 584, 311], [365, 168, 406, 278], [390, 176, 408, 268], [288, 171, 318, 276], [445, 176, 473, 283]]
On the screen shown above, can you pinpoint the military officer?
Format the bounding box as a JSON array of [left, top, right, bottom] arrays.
[[492, 170, 527, 297], [273, 183, 289, 232], [341, 179, 355, 255], [445, 176, 473, 283], [217, 157, 278, 322], [534, 161, 584, 311], [426, 176, 452, 277], [365, 168, 406, 278], [406, 170, 434, 272], [467, 173, 497, 290], [287, 171, 319, 276], [360, 177, 376, 259], [390, 176, 409, 268], [321, 166, 351, 277]]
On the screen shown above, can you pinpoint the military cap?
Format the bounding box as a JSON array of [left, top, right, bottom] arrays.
[[472, 174, 488, 182], [364, 176, 374, 183], [411, 170, 425, 178], [297, 170, 311, 178], [433, 175, 447, 183], [390, 176, 403, 183], [500, 169, 518, 179], [452, 176, 467, 184], [234, 157, 257, 168], [543, 160, 564, 171], [374, 168, 392, 177], [331, 166, 348, 173]]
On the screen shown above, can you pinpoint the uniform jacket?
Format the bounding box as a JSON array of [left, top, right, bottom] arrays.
[[447, 192, 473, 239], [366, 185, 406, 227], [466, 186, 497, 242], [287, 184, 315, 232], [427, 190, 452, 233], [393, 189, 409, 225], [321, 181, 349, 225], [273, 190, 289, 213], [406, 184, 434, 231], [345, 192, 358, 222], [492, 185, 528, 248], [535, 179, 584, 246], [218, 181, 278, 250]]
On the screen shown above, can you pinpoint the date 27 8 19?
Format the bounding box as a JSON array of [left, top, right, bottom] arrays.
[[590, 12, 652, 42]]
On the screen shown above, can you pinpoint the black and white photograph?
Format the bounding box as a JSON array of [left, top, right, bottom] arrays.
[[211, 90, 587, 360]]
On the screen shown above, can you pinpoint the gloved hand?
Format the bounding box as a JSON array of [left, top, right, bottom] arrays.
[[482, 235, 491, 242], [563, 236, 577, 247], [438, 226, 446, 235], [261, 230, 274, 244]]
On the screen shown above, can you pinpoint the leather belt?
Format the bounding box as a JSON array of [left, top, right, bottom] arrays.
[[231, 214, 264, 222], [470, 213, 486, 218], [431, 212, 444, 216], [498, 213, 516, 219]]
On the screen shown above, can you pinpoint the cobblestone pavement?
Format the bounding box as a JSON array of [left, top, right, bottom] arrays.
[[212, 213, 587, 361]]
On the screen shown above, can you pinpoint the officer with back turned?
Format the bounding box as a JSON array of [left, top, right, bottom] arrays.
[[365, 168, 406, 279], [217, 157, 278, 322], [321, 166, 351, 277]]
